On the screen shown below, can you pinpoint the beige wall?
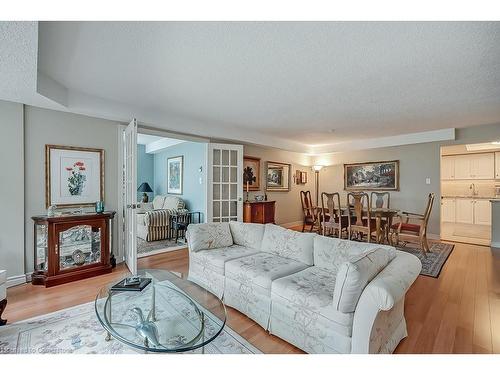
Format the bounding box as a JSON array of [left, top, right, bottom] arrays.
[[312, 123, 500, 236], [24, 106, 121, 272], [243, 144, 313, 225], [0, 101, 25, 281]]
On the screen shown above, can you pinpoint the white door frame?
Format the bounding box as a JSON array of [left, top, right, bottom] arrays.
[[124, 119, 138, 274], [116, 125, 211, 263]]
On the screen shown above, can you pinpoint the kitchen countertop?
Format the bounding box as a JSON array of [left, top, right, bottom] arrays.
[[441, 195, 498, 199]]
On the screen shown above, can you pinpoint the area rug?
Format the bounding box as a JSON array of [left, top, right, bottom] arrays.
[[137, 237, 186, 256], [396, 241, 454, 278], [0, 298, 261, 354]]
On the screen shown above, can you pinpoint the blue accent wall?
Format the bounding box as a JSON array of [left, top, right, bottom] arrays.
[[137, 144, 154, 201], [154, 142, 207, 219]]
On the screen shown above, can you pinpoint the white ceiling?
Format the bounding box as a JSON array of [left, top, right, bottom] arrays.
[[1, 22, 500, 153], [137, 134, 164, 145]]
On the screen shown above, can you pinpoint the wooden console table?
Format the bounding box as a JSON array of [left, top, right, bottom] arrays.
[[243, 201, 276, 224], [31, 212, 115, 287]]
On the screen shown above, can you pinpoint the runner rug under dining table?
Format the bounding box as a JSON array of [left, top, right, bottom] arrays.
[[0, 300, 261, 354], [396, 241, 454, 278]]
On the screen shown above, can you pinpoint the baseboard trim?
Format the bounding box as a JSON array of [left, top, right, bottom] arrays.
[[6, 274, 28, 288], [138, 245, 187, 259], [491, 241, 500, 248], [280, 221, 303, 229]]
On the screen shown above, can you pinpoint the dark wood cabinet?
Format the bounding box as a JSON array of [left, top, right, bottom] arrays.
[[243, 201, 276, 224], [31, 212, 115, 287]]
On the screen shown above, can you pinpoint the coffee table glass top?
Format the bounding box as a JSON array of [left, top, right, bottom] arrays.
[[95, 269, 226, 353]]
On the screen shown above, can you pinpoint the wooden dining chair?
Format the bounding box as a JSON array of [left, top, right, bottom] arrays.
[[300, 190, 318, 232], [320, 192, 348, 238], [347, 192, 377, 242], [371, 192, 390, 209], [390, 193, 435, 255]]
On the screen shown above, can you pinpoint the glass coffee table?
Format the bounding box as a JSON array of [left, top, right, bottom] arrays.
[[95, 269, 227, 353]]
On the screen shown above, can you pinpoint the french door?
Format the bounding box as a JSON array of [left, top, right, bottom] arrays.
[[123, 119, 137, 274], [207, 143, 244, 222]]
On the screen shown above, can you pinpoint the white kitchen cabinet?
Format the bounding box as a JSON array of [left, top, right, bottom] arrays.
[[496, 152, 500, 179], [455, 198, 474, 224], [453, 155, 471, 179], [470, 153, 494, 179], [441, 156, 455, 179], [441, 198, 456, 222], [474, 199, 492, 226]]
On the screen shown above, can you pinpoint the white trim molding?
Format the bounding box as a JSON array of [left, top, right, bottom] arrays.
[[7, 274, 28, 288]]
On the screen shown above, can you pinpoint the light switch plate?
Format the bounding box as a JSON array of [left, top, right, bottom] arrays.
[[425, 177, 431, 185]]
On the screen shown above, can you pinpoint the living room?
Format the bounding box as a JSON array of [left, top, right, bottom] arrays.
[[1, 2, 500, 373]]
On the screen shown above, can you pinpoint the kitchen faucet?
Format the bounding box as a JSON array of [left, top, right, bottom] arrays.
[[469, 183, 477, 196]]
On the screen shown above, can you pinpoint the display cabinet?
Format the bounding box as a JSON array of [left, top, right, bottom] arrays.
[[32, 212, 115, 287]]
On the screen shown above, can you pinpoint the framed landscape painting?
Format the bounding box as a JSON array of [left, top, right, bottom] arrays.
[[243, 156, 261, 191], [46, 145, 104, 208], [167, 156, 183, 194], [344, 160, 399, 191], [266, 161, 291, 192]]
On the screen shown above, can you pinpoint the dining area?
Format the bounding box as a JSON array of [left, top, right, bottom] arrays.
[[300, 189, 435, 255]]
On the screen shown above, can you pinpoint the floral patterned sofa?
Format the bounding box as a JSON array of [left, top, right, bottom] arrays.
[[186, 222, 421, 354]]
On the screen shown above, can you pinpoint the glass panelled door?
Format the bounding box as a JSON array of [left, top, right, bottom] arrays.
[[208, 144, 243, 222]]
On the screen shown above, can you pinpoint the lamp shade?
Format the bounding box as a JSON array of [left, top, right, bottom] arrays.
[[312, 165, 324, 172], [137, 182, 153, 193]]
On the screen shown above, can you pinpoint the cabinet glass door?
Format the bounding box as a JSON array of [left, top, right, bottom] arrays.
[[57, 224, 102, 270], [35, 223, 48, 272]]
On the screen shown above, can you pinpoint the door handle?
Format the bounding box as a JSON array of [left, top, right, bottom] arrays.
[[126, 204, 137, 209]]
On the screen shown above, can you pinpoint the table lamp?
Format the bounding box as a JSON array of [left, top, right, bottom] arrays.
[[137, 182, 153, 203]]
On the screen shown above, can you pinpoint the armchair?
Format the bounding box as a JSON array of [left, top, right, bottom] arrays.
[[390, 193, 435, 255], [137, 195, 187, 241]]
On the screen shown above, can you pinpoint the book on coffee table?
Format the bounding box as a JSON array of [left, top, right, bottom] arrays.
[[111, 277, 152, 292]]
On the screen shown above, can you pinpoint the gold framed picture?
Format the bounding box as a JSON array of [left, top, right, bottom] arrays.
[[266, 161, 291, 192], [243, 156, 261, 191], [344, 160, 399, 191]]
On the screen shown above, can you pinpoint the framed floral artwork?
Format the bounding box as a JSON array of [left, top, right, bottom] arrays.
[[243, 156, 261, 191], [45, 145, 104, 208], [167, 155, 183, 194]]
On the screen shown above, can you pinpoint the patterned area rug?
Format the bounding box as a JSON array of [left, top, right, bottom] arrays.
[[0, 298, 260, 355], [396, 241, 454, 278], [137, 237, 186, 255]]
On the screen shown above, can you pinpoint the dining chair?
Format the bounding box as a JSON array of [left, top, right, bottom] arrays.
[[300, 190, 318, 232], [390, 193, 435, 255], [320, 192, 348, 238], [370, 192, 390, 209], [347, 192, 377, 242]]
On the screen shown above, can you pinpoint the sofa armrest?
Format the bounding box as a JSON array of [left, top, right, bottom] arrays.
[[144, 209, 172, 226], [351, 251, 421, 353]]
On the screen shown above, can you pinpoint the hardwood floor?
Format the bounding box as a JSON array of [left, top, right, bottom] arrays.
[[4, 240, 500, 354]]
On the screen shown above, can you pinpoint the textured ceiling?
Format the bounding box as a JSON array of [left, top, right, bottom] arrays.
[[3, 22, 500, 152]]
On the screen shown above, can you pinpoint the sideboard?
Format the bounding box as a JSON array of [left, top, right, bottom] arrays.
[[243, 201, 276, 224]]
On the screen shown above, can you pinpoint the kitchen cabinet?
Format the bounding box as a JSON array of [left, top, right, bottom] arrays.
[[455, 198, 474, 224], [496, 152, 500, 179], [470, 153, 494, 179], [474, 199, 492, 226], [450, 152, 500, 180], [441, 198, 456, 222], [441, 156, 455, 179]]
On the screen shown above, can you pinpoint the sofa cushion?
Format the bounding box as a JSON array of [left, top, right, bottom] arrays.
[[225, 252, 309, 292], [314, 235, 396, 273], [333, 247, 396, 313], [229, 221, 265, 250], [271, 266, 354, 336], [152, 195, 166, 210], [163, 196, 185, 210], [261, 224, 315, 265], [190, 245, 260, 275], [187, 223, 233, 252]]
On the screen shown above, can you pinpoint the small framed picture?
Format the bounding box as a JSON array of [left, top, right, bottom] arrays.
[[45, 145, 104, 208], [243, 156, 261, 191], [300, 171, 308, 184], [266, 161, 291, 192], [167, 156, 184, 194]]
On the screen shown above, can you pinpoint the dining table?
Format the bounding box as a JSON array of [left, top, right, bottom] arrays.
[[315, 206, 400, 244]]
